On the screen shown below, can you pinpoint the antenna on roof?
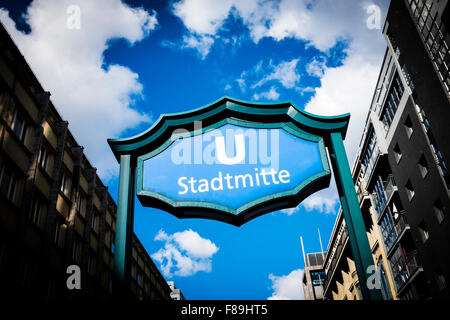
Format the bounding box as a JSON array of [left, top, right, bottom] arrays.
[[318, 228, 325, 262], [300, 236, 307, 267]]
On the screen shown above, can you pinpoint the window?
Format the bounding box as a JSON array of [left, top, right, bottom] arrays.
[[418, 221, 429, 243], [29, 197, 41, 226], [415, 104, 450, 188], [11, 110, 27, 142], [405, 180, 415, 201], [418, 154, 429, 178], [404, 116, 414, 138], [433, 199, 446, 224], [60, 173, 68, 194], [381, 72, 405, 133], [37, 146, 49, 171], [91, 213, 97, 232], [0, 164, 17, 202], [377, 261, 393, 300], [77, 195, 84, 216], [361, 128, 379, 181], [393, 143, 402, 163], [407, 0, 450, 95], [72, 239, 80, 262], [390, 245, 410, 289], [372, 177, 387, 216], [380, 209, 396, 251]]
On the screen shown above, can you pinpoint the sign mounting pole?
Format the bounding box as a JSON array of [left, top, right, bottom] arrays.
[[328, 131, 382, 300], [113, 154, 136, 296]]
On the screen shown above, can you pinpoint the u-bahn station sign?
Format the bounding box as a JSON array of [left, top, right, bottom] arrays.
[[108, 97, 383, 300], [138, 122, 330, 226]]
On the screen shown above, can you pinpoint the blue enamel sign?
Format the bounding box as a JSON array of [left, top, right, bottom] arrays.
[[136, 120, 331, 225]]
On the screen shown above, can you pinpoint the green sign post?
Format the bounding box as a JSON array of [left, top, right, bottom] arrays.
[[108, 97, 382, 300]]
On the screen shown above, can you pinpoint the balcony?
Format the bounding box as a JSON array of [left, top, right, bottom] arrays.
[[384, 175, 397, 203], [391, 250, 422, 293], [373, 175, 398, 222], [363, 147, 381, 185], [356, 185, 370, 206], [393, 214, 409, 243], [385, 213, 410, 256], [323, 228, 349, 294]]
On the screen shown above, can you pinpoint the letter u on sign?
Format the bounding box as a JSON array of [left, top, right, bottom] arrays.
[[215, 134, 245, 165]]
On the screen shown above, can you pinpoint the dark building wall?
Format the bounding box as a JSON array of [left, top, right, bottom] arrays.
[[0, 21, 171, 301], [387, 96, 450, 298], [386, 0, 450, 299], [442, 2, 450, 32], [386, 0, 450, 170]]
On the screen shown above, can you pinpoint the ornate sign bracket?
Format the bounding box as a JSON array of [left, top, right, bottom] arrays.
[[108, 96, 382, 300]]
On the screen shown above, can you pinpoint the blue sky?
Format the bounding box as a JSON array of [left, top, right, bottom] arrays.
[[0, 0, 389, 299]]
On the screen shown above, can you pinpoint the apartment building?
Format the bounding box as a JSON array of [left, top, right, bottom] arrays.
[[361, 0, 450, 299], [321, 183, 396, 301], [0, 22, 171, 300], [302, 252, 326, 300], [307, 0, 450, 300], [168, 281, 186, 300]]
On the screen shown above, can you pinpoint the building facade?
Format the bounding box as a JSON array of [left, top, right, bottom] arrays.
[[362, 0, 450, 299], [0, 22, 171, 300], [306, 0, 450, 300], [321, 210, 362, 300], [302, 252, 326, 300], [321, 201, 397, 300], [168, 281, 186, 300]]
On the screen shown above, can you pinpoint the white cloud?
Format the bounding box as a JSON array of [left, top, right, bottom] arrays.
[[281, 181, 338, 215], [236, 73, 247, 92], [171, 0, 386, 59], [233, 58, 299, 95], [296, 86, 316, 96], [172, 0, 233, 35], [305, 54, 381, 162], [280, 206, 300, 216], [0, 0, 158, 179], [252, 59, 300, 89], [172, 229, 219, 259], [151, 229, 219, 278], [306, 56, 327, 78], [302, 53, 382, 211], [181, 33, 215, 59], [253, 86, 280, 101], [302, 191, 338, 214], [268, 269, 305, 300], [161, 33, 214, 58]]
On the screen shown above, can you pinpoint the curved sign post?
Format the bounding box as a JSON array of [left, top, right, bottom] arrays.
[[108, 97, 382, 300]]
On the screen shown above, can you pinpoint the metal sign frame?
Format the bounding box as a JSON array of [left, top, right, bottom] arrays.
[[108, 96, 382, 300], [135, 118, 331, 226]]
